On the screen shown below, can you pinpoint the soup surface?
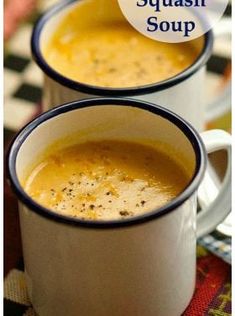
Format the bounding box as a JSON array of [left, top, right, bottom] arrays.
[[23, 140, 190, 220], [43, 3, 199, 88]]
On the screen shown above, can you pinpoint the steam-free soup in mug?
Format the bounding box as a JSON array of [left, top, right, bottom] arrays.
[[43, 1, 199, 88], [23, 140, 190, 220]]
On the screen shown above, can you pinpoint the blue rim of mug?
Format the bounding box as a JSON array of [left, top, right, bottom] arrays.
[[31, 0, 214, 96], [8, 98, 207, 229]]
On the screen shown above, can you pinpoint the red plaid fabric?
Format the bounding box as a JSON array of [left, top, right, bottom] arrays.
[[183, 247, 231, 315]]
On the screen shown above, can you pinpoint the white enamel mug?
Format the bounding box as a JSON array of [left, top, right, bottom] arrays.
[[31, 0, 214, 131], [8, 98, 231, 316]]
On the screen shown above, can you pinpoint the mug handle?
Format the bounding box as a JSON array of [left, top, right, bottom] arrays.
[[196, 130, 231, 238], [213, 17, 231, 38], [206, 18, 231, 122]]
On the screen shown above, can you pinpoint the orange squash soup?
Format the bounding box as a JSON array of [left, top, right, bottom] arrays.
[[43, 1, 199, 88], [23, 140, 190, 220]]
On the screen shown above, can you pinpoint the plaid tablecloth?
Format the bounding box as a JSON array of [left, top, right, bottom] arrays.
[[4, 1, 232, 315], [4, 246, 231, 316]]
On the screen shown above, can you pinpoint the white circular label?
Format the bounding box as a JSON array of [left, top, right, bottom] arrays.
[[117, 0, 229, 43]]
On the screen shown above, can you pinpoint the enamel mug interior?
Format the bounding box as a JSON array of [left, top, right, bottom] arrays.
[[16, 103, 197, 187], [9, 99, 206, 316], [38, 0, 205, 81]]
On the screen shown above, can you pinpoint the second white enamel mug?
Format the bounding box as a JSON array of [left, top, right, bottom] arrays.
[[31, 0, 213, 131], [8, 98, 231, 316]]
